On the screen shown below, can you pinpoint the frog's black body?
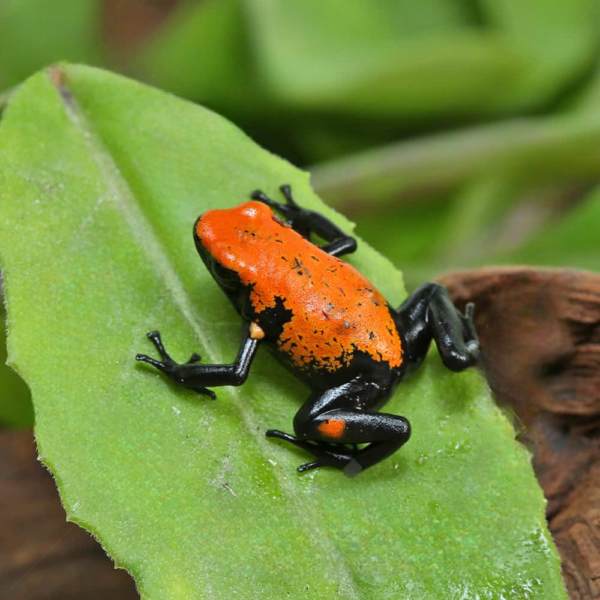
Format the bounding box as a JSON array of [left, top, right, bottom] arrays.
[[136, 186, 479, 475]]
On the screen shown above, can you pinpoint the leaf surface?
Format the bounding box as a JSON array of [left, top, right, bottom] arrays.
[[0, 65, 566, 598]]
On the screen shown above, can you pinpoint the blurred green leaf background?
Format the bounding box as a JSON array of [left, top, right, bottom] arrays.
[[0, 0, 599, 426]]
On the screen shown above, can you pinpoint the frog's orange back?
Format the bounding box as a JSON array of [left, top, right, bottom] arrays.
[[196, 201, 403, 374]]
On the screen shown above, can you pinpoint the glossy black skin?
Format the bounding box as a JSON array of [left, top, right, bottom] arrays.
[[136, 185, 479, 476]]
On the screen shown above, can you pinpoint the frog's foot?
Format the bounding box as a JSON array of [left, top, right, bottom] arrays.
[[266, 429, 353, 473], [251, 184, 297, 212], [136, 331, 216, 399], [250, 185, 312, 238], [251, 184, 357, 257], [137, 331, 203, 366]]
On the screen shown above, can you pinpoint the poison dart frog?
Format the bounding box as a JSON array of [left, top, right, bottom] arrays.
[[136, 185, 479, 476]]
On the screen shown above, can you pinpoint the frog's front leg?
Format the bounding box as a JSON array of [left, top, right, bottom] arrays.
[[251, 184, 357, 257], [135, 324, 260, 399], [266, 379, 411, 476]]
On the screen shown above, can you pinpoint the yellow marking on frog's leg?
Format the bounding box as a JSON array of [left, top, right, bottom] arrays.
[[317, 419, 346, 440], [250, 322, 265, 340]]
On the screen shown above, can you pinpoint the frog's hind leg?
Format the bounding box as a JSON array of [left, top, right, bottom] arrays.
[[394, 282, 480, 375], [266, 379, 410, 476], [265, 429, 355, 473]]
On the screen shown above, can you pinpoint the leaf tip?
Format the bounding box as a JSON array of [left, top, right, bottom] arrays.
[[45, 64, 75, 110]]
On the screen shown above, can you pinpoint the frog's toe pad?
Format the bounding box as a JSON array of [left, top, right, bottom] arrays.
[[343, 459, 363, 477], [297, 461, 320, 473], [466, 340, 480, 359]]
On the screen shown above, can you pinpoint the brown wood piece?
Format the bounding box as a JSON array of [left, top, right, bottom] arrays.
[[438, 267, 600, 600], [0, 431, 138, 600]]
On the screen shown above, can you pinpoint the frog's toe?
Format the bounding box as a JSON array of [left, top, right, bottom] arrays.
[[192, 385, 217, 400], [135, 353, 175, 375], [297, 461, 320, 473], [187, 352, 202, 364], [297, 450, 353, 474]]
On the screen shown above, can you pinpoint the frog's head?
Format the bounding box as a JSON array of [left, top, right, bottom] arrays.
[[193, 201, 277, 310]]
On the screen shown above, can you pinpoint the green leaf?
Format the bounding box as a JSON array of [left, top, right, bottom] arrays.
[[247, 0, 523, 116], [480, 0, 597, 110], [0, 296, 33, 427], [134, 0, 261, 114], [502, 184, 600, 271], [0, 65, 566, 598], [0, 0, 101, 90], [312, 110, 600, 206], [135, 0, 596, 118]]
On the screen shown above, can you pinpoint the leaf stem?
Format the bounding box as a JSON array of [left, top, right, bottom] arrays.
[[311, 114, 600, 206]]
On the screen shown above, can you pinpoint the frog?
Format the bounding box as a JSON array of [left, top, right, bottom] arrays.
[[136, 185, 479, 476]]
